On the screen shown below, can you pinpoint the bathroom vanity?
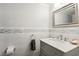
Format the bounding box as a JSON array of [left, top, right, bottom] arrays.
[[40, 38, 79, 56], [39, 3, 79, 56]]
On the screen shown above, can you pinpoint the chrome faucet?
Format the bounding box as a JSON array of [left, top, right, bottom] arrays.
[[59, 35, 63, 40], [64, 36, 69, 41], [59, 35, 69, 41]]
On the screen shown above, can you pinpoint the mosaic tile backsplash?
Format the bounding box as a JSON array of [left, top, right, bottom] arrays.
[[0, 27, 49, 33], [50, 27, 79, 41]]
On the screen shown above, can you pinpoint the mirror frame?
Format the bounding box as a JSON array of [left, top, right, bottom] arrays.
[[52, 3, 78, 28]]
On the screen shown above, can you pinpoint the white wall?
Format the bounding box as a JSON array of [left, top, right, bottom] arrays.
[[53, 3, 69, 11], [0, 3, 49, 56], [0, 3, 49, 28]]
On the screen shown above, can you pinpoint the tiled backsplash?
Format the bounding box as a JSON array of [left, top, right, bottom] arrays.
[[50, 27, 79, 41], [0, 27, 49, 33]]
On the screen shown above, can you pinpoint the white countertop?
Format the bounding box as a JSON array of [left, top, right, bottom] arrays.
[[40, 38, 79, 53]]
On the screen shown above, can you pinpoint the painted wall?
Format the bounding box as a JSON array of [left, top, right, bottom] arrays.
[[0, 3, 49, 28], [0, 3, 49, 56]]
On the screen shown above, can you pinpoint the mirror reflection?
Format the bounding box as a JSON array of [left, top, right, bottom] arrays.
[[54, 3, 78, 26]]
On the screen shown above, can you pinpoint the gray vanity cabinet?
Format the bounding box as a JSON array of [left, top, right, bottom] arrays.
[[40, 41, 64, 56], [40, 41, 79, 56]]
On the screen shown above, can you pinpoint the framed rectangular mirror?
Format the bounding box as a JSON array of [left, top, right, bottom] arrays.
[[53, 3, 78, 27]]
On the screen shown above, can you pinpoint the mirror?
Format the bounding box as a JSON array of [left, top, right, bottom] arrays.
[[53, 3, 78, 27]]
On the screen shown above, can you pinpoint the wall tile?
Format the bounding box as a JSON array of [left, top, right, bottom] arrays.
[[50, 27, 79, 41], [0, 28, 49, 56]]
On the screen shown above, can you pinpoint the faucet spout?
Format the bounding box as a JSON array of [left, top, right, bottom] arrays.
[[59, 35, 63, 40]]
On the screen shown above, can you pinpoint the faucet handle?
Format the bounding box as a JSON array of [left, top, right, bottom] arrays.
[[64, 35, 69, 41], [64, 37, 67, 41]]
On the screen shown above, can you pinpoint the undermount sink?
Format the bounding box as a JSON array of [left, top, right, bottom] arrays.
[[40, 38, 79, 53]]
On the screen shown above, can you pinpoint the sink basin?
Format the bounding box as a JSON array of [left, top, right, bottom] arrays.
[[40, 38, 79, 53], [70, 39, 79, 45]]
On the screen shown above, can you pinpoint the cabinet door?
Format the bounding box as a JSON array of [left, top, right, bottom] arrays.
[[40, 48, 49, 56], [54, 49, 64, 56], [64, 47, 79, 56], [40, 41, 56, 56]]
